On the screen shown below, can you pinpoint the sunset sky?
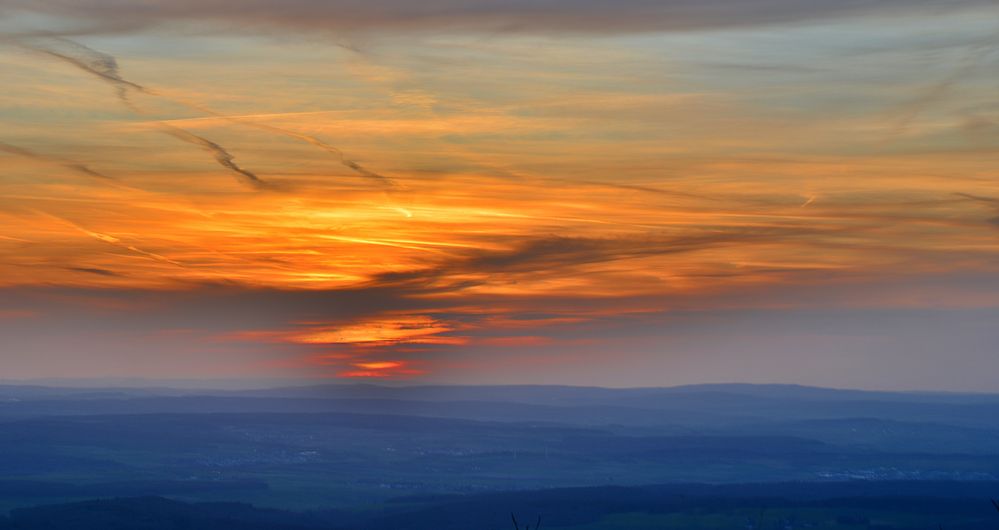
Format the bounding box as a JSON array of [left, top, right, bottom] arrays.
[[1, 0, 999, 389]]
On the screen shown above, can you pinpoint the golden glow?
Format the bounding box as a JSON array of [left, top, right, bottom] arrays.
[[2, 20, 999, 380], [288, 316, 462, 347], [354, 361, 404, 370], [338, 360, 425, 379]]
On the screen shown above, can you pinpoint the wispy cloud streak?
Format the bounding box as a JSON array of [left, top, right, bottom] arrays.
[[891, 37, 999, 135], [18, 37, 281, 190], [157, 93, 398, 191], [34, 210, 186, 268], [955, 193, 999, 227], [157, 124, 276, 191], [19, 36, 396, 192], [0, 141, 119, 183], [21, 36, 150, 110]]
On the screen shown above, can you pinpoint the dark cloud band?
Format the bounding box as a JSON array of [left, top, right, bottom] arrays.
[[1, 0, 994, 36]]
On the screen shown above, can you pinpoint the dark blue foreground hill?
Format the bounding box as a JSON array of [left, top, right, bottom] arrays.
[[4, 482, 999, 530], [0, 497, 330, 530]]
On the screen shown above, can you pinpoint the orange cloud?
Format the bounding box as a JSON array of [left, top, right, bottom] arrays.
[[5, 20, 999, 384], [354, 361, 404, 370], [338, 360, 425, 379], [287, 315, 465, 347]]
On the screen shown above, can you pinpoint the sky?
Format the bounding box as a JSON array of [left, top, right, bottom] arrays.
[[1, 0, 999, 390]]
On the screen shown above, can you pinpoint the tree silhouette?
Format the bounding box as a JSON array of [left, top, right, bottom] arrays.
[[510, 512, 540, 530]]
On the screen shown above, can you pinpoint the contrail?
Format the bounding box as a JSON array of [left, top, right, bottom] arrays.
[[954, 192, 999, 204], [24, 36, 151, 111], [167, 94, 398, 191], [158, 123, 277, 191], [77, 226, 186, 267], [891, 37, 999, 136], [954, 192, 999, 227], [20, 37, 279, 190], [24, 37, 397, 192], [0, 141, 120, 184], [32, 209, 185, 268]]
